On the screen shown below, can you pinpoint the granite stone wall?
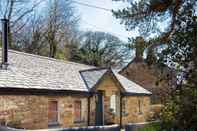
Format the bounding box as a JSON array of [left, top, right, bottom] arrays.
[[0, 95, 88, 129], [120, 62, 173, 103], [0, 73, 151, 129], [91, 72, 151, 126]]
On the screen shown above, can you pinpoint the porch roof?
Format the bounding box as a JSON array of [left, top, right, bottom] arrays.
[[80, 68, 152, 95]]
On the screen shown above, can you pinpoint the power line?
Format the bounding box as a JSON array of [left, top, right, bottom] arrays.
[[81, 19, 129, 40], [73, 0, 112, 12], [72, 1, 129, 40]]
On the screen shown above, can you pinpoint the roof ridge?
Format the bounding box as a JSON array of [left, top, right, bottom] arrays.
[[1, 48, 94, 68], [79, 67, 109, 72]]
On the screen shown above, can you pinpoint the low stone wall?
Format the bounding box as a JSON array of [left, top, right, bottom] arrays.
[[61, 124, 120, 131]]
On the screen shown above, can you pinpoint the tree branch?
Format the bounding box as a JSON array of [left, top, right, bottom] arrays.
[[11, 0, 44, 27]]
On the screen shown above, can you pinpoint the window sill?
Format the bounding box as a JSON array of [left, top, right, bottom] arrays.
[[48, 122, 61, 128], [122, 112, 129, 117], [74, 120, 85, 124]]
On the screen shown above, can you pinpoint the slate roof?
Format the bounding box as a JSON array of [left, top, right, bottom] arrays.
[[0, 49, 151, 95], [80, 68, 151, 95], [0, 50, 94, 92], [80, 68, 108, 91], [112, 71, 152, 95]]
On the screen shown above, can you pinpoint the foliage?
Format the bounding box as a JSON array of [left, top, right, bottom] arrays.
[[113, 0, 196, 38], [139, 122, 161, 131], [113, 0, 197, 64], [113, 0, 197, 129], [159, 10, 197, 130], [71, 31, 130, 68]]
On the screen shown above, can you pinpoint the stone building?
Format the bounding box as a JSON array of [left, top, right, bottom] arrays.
[[0, 48, 152, 129], [120, 37, 176, 103]]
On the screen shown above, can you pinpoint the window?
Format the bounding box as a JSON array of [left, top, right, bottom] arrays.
[[122, 98, 128, 116], [110, 94, 116, 114], [48, 101, 58, 124], [110, 93, 120, 115], [74, 100, 82, 122], [138, 99, 142, 114]]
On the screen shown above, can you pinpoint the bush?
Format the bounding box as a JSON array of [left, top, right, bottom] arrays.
[[139, 122, 161, 131]]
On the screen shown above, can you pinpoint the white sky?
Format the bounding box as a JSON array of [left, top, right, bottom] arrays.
[[73, 0, 138, 42]]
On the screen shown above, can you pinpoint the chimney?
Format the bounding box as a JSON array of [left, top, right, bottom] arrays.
[[134, 37, 145, 62], [1, 19, 8, 69]]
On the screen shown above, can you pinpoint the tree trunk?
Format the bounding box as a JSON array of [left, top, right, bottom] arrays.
[[52, 44, 57, 58], [49, 42, 56, 58]]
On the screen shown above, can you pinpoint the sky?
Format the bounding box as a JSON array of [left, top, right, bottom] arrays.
[[73, 0, 138, 42]]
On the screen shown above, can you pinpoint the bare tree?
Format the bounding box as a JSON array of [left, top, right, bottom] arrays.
[[44, 0, 79, 58], [0, 0, 44, 48], [13, 14, 47, 55]]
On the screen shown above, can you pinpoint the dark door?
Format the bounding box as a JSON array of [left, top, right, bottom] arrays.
[[96, 91, 104, 125], [48, 101, 58, 124]]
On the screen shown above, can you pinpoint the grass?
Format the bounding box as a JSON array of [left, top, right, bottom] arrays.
[[138, 122, 161, 131]]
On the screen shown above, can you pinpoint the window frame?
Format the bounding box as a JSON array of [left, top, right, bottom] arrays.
[[122, 98, 128, 116], [48, 100, 59, 125], [74, 100, 82, 123], [110, 94, 117, 114], [138, 99, 143, 114]]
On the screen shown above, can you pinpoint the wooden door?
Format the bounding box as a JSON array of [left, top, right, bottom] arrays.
[[96, 91, 104, 125], [48, 101, 58, 124]]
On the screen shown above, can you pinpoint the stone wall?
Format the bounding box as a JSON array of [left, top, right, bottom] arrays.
[[91, 72, 151, 125], [0, 73, 151, 129], [122, 96, 150, 124], [94, 73, 122, 125], [89, 95, 96, 126], [0, 95, 88, 129], [120, 62, 173, 103]]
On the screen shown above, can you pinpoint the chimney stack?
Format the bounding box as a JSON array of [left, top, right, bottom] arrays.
[[134, 37, 146, 62], [1, 19, 8, 69]]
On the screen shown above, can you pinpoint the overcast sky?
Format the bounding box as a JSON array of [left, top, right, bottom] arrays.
[[73, 0, 138, 42]]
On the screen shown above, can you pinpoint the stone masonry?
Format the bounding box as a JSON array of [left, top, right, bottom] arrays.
[[0, 73, 151, 129], [89, 72, 151, 126], [0, 95, 88, 129]]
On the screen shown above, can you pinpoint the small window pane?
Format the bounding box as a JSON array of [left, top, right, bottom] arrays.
[[110, 94, 116, 113]]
